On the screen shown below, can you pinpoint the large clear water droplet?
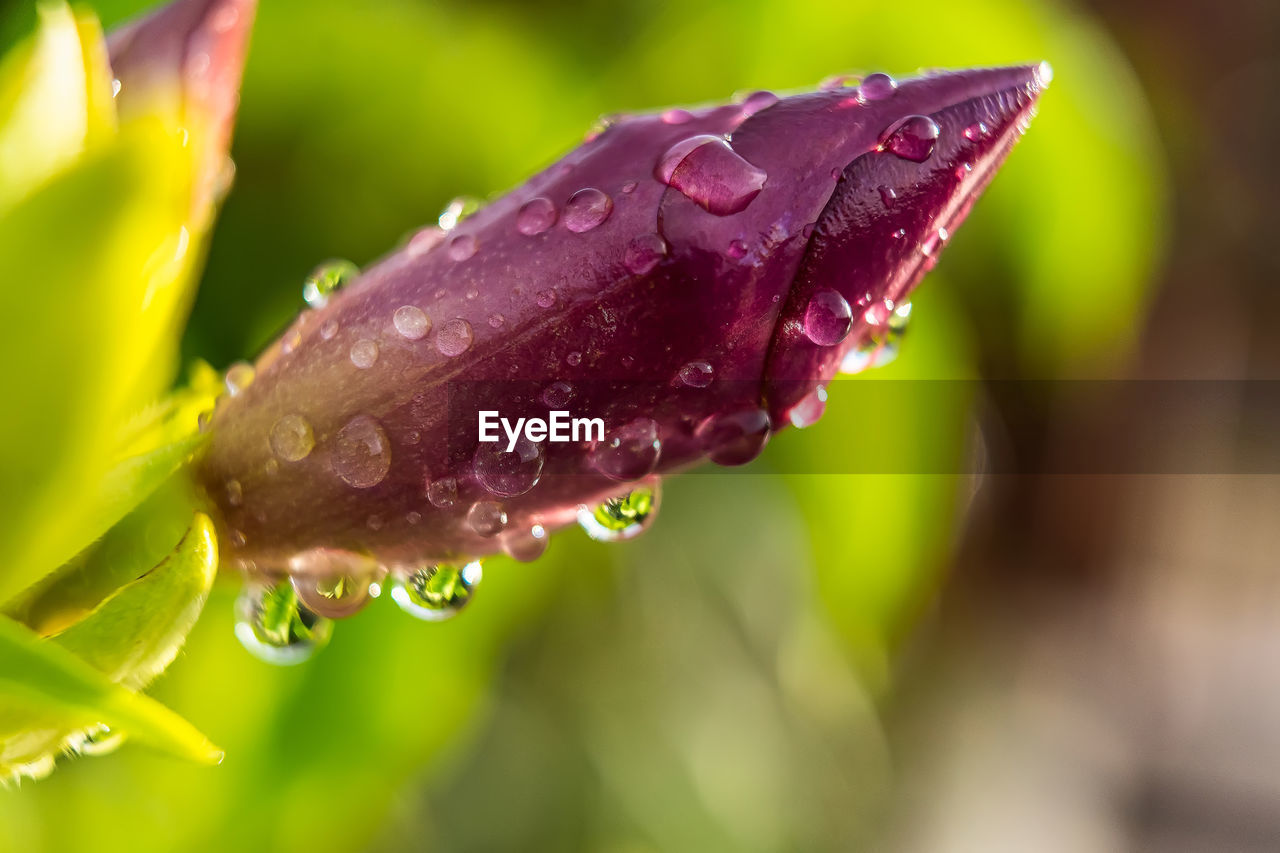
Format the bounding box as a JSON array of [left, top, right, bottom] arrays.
[[695, 408, 771, 466], [589, 417, 661, 481], [332, 415, 391, 488], [467, 501, 507, 537], [655, 135, 767, 216], [290, 572, 376, 620], [501, 524, 548, 562], [803, 289, 853, 346], [859, 72, 898, 101], [473, 436, 544, 497], [393, 305, 431, 340], [270, 413, 315, 462], [577, 482, 660, 542], [426, 476, 459, 508], [234, 578, 332, 665], [302, 259, 359, 308], [436, 318, 474, 357], [677, 360, 714, 388], [447, 234, 478, 261], [563, 188, 614, 232], [880, 115, 940, 163], [516, 197, 558, 235], [349, 338, 379, 369], [391, 562, 482, 621]]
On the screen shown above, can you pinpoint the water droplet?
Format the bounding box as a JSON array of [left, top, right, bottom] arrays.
[[536, 289, 557, 308], [391, 562, 481, 621], [727, 239, 748, 259], [542, 381, 575, 408], [589, 418, 661, 481], [516, 197, 558, 235], [488, 313, 505, 329], [695, 409, 771, 466], [270, 413, 315, 462], [225, 479, 243, 506], [739, 90, 779, 115], [291, 572, 376, 620], [803, 289, 853, 346], [473, 436, 544, 497], [281, 329, 302, 354], [320, 319, 339, 340], [349, 338, 379, 369], [501, 524, 548, 562], [76, 724, 125, 757], [436, 318, 474, 357], [438, 196, 481, 231], [224, 362, 255, 396], [393, 305, 431, 340], [661, 108, 694, 124], [406, 510, 422, 525], [566, 351, 582, 367], [892, 228, 907, 239], [467, 501, 507, 537], [563, 188, 613, 232], [448, 234, 478, 261], [963, 121, 990, 142], [427, 476, 459, 508], [303, 259, 359, 308], [234, 578, 332, 665], [879, 186, 897, 207], [859, 72, 897, 101], [788, 386, 828, 428], [577, 482, 660, 542], [621, 180, 638, 194], [623, 233, 667, 274], [879, 115, 940, 163], [655, 135, 767, 215], [677, 361, 714, 388], [332, 415, 391, 488]]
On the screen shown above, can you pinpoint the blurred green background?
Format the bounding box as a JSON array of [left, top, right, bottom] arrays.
[[0, 0, 1179, 849]]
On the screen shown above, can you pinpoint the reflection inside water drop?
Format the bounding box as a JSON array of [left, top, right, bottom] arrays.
[[391, 562, 482, 621], [234, 578, 332, 665]]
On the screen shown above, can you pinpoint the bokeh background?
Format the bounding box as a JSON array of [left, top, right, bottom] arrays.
[[2, 0, 1277, 849]]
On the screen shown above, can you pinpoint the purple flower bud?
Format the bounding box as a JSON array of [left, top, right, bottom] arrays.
[[198, 64, 1049, 574]]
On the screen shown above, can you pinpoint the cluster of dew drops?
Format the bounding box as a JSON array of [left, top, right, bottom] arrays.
[[229, 73, 937, 665]]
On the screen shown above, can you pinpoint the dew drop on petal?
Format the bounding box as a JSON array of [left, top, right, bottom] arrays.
[[393, 305, 431, 340], [880, 115, 940, 163], [501, 524, 548, 562], [447, 234, 477, 261], [289, 562, 378, 620], [655, 135, 767, 216], [225, 362, 255, 396], [739, 90, 779, 116], [320, 319, 339, 340], [803, 289, 853, 346], [964, 121, 991, 142], [577, 482, 660, 542], [695, 408, 771, 466], [566, 351, 582, 367], [349, 338, 379, 369], [467, 501, 507, 537], [234, 578, 332, 665], [589, 418, 661, 481], [436, 318, 474, 357], [332, 415, 391, 488], [563, 188, 614, 232], [661, 108, 694, 124], [427, 476, 459, 508], [473, 436, 544, 497], [623, 233, 668, 274], [727, 239, 748, 259], [391, 562, 481, 621], [270, 414, 315, 462], [536, 289, 557, 308], [859, 72, 897, 101], [677, 360, 714, 388], [516, 197, 558, 235], [788, 386, 828, 429]]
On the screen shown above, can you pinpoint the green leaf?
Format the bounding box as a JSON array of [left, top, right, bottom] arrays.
[[0, 517, 222, 781], [0, 1, 114, 214], [0, 120, 193, 605]]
